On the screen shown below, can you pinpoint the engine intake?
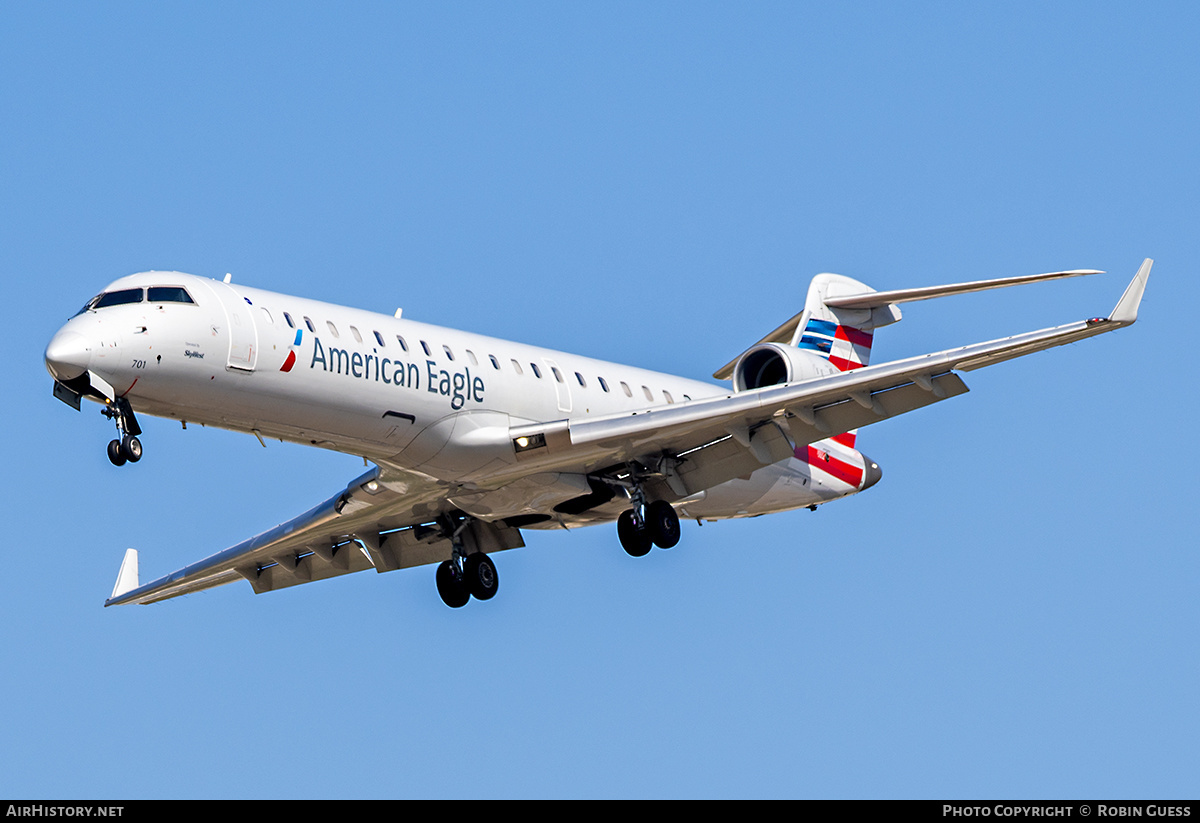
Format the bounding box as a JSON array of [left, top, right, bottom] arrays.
[[731, 344, 836, 392]]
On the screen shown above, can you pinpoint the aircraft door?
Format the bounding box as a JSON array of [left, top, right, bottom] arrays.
[[542, 357, 572, 414], [204, 281, 260, 372]]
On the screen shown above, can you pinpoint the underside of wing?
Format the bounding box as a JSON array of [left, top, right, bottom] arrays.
[[105, 464, 524, 605]]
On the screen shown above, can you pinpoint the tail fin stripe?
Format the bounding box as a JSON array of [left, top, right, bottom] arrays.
[[798, 335, 833, 354], [828, 355, 866, 372], [805, 318, 839, 336], [835, 325, 874, 348]]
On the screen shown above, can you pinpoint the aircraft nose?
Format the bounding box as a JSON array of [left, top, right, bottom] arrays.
[[860, 453, 883, 490], [45, 329, 92, 382]]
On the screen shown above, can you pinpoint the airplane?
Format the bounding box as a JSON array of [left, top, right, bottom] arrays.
[[43, 259, 1152, 609]]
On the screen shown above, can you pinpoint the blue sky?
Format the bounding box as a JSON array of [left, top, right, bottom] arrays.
[[3, 2, 1197, 798]]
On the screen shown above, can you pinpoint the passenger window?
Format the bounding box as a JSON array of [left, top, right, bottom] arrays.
[[531, 363, 542, 378], [374, 331, 385, 347], [642, 386, 654, 401], [576, 372, 587, 387], [620, 381, 632, 397], [350, 326, 363, 343], [663, 390, 674, 404], [396, 335, 408, 351], [443, 345, 455, 361], [466, 350, 478, 366], [147, 287, 194, 304], [511, 360, 523, 375], [421, 341, 431, 356], [326, 321, 340, 338], [260, 307, 274, 324], [304, 317, 315, 332], [598, 377, 609, 393], [551, 367, 563, 383], [283, 312, 296, 329], [489, 355, 500, 369]]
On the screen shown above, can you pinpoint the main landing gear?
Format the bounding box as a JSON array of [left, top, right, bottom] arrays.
[[103, 397, 144, 467], [616, 484, 681, 557], [434, 517, 500, 608]]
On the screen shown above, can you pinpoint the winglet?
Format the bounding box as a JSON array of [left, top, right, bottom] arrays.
[[1109, 258, 1153, 325], [109, 549, 139, 602]]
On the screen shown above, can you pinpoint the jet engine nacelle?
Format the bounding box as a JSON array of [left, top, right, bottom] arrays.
[[731, 343, 839, 392]]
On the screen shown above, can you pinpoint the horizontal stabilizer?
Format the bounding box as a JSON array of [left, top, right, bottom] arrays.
[[824, 269, 1102, 310]]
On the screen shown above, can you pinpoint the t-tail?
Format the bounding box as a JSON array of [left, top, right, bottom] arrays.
[[714, 265, 1105, 477]]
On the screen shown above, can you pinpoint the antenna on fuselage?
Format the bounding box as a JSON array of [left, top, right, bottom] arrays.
[[394, 308, 403, 318], [223, 273, 233, 283]]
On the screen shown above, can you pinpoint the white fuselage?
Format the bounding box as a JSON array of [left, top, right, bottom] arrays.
[[46, 271, 878, 527]]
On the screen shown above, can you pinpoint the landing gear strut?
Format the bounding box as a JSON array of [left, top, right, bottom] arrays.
[[434, 516, 500, 608], [103, 397, 143, 466], [616, 481, 681, 557]]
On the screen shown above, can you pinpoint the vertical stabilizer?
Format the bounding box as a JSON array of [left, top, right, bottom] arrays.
[[789, 274, 902, 373]]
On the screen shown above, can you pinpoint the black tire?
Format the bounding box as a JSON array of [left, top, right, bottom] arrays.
[[107, 439, 127, 466], [464, 553, 499, 601], [647, 500, 681, 549], [121, 434, 143, 463], [617, 509, 653, 557], [435, 560, 470, 608]]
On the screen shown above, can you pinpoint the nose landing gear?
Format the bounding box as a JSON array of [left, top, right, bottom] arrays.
[[103, 397, 143, 467]]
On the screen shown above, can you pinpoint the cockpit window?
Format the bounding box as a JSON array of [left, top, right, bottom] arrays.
[[92, 289, 144, 309], [74, 295, 102, 316], [147, 286, 195, 304]]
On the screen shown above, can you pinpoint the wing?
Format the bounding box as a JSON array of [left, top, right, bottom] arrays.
[[506, 260, 1152, 499], [105, 464, 524, 605]]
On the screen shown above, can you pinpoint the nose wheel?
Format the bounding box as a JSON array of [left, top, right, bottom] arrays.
[[107, 435, 142, 466], [102, 397, 144, 467]]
